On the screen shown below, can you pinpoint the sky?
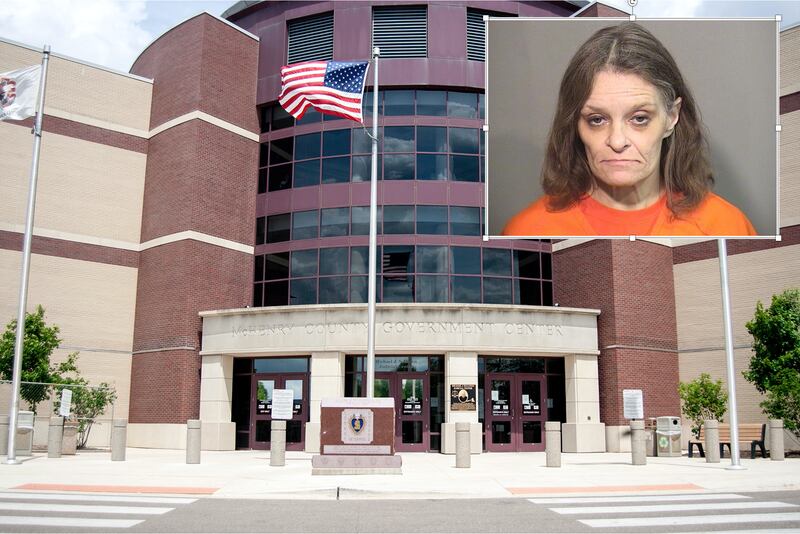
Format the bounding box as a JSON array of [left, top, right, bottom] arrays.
[[0, 0, 798, 73]]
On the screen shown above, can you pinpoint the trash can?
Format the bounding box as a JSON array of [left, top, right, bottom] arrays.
[[644, 418, 658, 457], [656, 416, 681, 457]]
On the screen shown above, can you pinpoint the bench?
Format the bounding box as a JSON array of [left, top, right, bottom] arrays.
[[688, 423, 766, 459]]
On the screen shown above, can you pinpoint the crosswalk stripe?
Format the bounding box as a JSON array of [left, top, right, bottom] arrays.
[[661, 530, 800, 534], [529, 493, 749, 504], [0, 502, 174, 515], [581, 512, 800, 528], [0, 516, 143, 529], [553, 500, 797, 515], [0, 491, 196, 504]]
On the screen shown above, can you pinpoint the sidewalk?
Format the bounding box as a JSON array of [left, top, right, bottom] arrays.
[[1, 449, 798, 500]]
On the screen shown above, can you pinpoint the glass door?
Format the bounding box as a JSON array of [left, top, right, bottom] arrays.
[[484, 373, 547, 452], [485, 374, 515, 452], [374, 372, 429, 452], [250, 373, 308, 451]]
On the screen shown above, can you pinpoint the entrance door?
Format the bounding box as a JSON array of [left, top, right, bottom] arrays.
[[250, 373, 308, 450], [484, 373, 547, 452], [375, 372, 429, 452]]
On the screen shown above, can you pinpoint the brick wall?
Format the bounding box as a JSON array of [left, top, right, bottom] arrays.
[[554, 240, 680, 426], [129, 13, 258, 424]]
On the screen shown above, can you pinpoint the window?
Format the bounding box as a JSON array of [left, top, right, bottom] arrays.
[[320, 247, 349, 275], [416, 205, 448, 234], [322, 157, 350, 184], [372, 6, 427, 58], [265, 253, 290, 280], [451, 247, 481, 274], [385, 90, 415, 116], [451, 206, 480, 235], [291, 249, 318, 277], [383, 205, 414, 234], [287, 12, 333, 64], [417, 90, 446, 116], [321, 207, 350, 237], [292, 210, 318, 240], [447, 92, 478, 118], [417, 246, 448, 273], [255, 217, 265, 245], [266, 214, 290, 243]]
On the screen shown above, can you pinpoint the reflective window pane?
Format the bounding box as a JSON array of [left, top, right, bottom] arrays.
[[290, 278, 317, 305], [483, 277, 512, 304], [292, 210, 318, 240], [452, 276, 481, 303], [479, 93, 485, 120], [416, 205, 448, 234], [417, 245, 448, 273], [448, 91, 478, 118], [264, 280, 289, 306], [515, 279, 541, 305], [322, 156, 350, 184], [350, 276, 368, 303], [416, 154, 447, 181], [384, 90, 414, 116], [416, 275, 448, 302], [352, 127, 373, 154], [259, 143, 269, 167], [417, 126, 447, 152], [383, 276, 414, 302], [254, 255, 264, 282], [258, 168, 267, 194], [417, 90, 446, 116], [483, 248, 511, 276], [384, 155, 414, 180], [323, 129, 351, 156], [542, 253, 553, 279], [352, 155, 381, 182], [268, 164, 292, 191], [265, 252, 290, 280], [383, 205, 414, 234], [270, 136, 293, 164], [451, 246, 481, 274], [291, 249, 318, 277], [320, 207, 350, 237], [296, 107, 321, 125], [256, 216, 265, 246], [451, 155, 479, 182], [383, 245, 414, 274], [350, 246, 369, 274], [449, 128, 479, 154], [450, 206, 480, 236], [320, 247, 348, 275], [295, 132, 321, 160], [383, 126, 414, 152], [351, 206, 370, 235], [294, 159, 320, 188], [254, 357, 309, 373], [253, 282, 263, 306], [266, 214, 290, 243], [272, 105, 293, 130], [543, 281, 553, 306], [319, 276, 348, 304], [514, 250, 540, 278]]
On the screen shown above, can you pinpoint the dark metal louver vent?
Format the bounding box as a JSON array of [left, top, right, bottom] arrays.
[[372, 6, 427, 58], [466, 9, 486, 61], [287, 12, 334, 64]]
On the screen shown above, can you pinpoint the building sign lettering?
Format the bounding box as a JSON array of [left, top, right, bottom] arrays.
[[232, 321, 565, 338]]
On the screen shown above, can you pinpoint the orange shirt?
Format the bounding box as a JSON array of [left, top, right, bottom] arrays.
[[502, 192, 757, 237]]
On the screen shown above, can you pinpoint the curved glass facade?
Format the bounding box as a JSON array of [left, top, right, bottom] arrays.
[[254, 89, 553, 307]]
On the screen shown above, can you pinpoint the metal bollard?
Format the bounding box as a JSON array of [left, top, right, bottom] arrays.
[[186, 420, 201, 464], [769, 419, 785, 461], [48, 416, 64, 458], [0, 415, 8, 456], [269, 420, 286, 467], [630, 420, 646, 465], [455, 422, 470, 468], [545, 421, 561, 467], [704, 420, 720, 463], [111, 419, 127, 461]]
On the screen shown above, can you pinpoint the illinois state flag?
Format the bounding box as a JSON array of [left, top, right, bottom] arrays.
[[279, 60, 369, 123], [0, 65, 41, 121]]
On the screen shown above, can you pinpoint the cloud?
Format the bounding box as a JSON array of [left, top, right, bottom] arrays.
[[0, 0, 153, 72]]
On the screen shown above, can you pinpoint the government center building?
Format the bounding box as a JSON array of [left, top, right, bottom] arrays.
[[1, 1, 798, 455]]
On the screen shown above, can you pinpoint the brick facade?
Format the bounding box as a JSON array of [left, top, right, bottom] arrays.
[[128, 14, 258, 424], [554, 240, 680, 426]]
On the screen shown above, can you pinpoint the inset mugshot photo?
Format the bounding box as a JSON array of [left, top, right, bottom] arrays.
[[486, 19, 777, 238]]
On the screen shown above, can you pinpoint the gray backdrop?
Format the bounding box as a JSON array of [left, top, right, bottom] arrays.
[[486, 18, 777, 237]]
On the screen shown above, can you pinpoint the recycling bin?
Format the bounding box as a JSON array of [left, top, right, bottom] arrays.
[[656, 416, 681, 457]]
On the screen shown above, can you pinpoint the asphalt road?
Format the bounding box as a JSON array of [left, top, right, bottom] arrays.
[[2, 490, 800, 533]]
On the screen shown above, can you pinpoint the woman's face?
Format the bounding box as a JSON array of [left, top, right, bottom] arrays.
[[577, 70, 681, 192]]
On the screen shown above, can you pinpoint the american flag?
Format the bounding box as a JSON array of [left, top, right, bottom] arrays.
[[279, 60, 369, 123]]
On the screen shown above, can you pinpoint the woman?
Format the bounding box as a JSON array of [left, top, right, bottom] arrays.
[[502, 23, 756, 237]]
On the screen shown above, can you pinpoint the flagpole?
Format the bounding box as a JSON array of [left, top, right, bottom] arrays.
[[5, 45, 50, 465], [366, 47, 380, 398]]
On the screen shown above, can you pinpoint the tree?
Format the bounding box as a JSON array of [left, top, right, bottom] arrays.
[[0, 305, 64, 412], [745, 289, 800, 437], [53, 371, 118, 449], [678, 373, 728, 439]]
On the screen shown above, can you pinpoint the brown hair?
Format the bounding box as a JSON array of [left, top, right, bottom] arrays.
[[541, 22, 713, 214]]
